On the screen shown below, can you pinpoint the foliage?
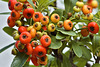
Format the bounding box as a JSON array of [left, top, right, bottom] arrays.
[[0, 0, 100, 67]]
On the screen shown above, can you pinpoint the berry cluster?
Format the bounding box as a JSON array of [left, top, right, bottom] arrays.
[[8, 0, 52, 66], [6, 0, 99, 66], [73, 0, 99, 37]]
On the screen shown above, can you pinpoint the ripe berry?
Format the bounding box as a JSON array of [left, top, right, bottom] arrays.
[[18, 26, 27, 34], [64, 20, 73, 30], [31, 55, 39, 66], [14, 2, 23, 11], [33, 12, 43, 22], [73, 6, 81, 12], [19, 32, 31, 44], [48, 23, 55, 32], [8, 0, 17, 10], [30, 28, 36, 38], [40, 16, 49, 25], [38, 55, 48, 65], [15, 41, 24, 52], [23, 8, 34, 19], [31, 41, 38, 47], [82, 5, 92, 15], [57, 21, 63, 28], [33, 22, 41, 30], [34, 45, 46, 57], [24, 43, 33, 55], [11, 10, 20, 20], [87, 13, 93, 20], [7, 16, 15, 27], [76, 1, 84, 8], [81, 26, 89, 37], [40, 35, 51, 47], [15, 20, 22, 27], [36, 31, 42, 39], [88, 22, 99, 34], [51, 13, 60, 23]]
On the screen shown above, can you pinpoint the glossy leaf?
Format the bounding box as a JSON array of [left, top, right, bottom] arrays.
[[92, 63, 100, 67], [3, 26, 16, 36], [92, 35, 100, 55], [56, 27, 76, 36], [64, 0, 77, 18], [27, 0, 35, 9], [56, 32, 66, 40], [62, 54, 72, 67], [1, 0, 9, 2], [37, 0, 56, 12], [49, 36, 62, 49], [81, 46, 92, 60], [0, 12, 10, 15], [72, 41, 82, 57], [11, 53, 29, 67], [73, 56, 87, 67], [0, 42, 15, 53]]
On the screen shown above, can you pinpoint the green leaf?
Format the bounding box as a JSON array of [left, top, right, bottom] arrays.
[[37, 0, 56, 12], [92, 35, 100, 55], [49, 36, 62, 49], [97, 0, 100, 10], [72, 41, 82, 57], [73, 56, 87, 67], [64, 0, 77, 18], [3, 26, 16, 36], [0, 42, 15, 53], [1, 0, 9, 2], [50, 9, 64, 20], [56, 32, 66, 40], [92, 63, 100, 67], [72, 19, 90, 23], [81, 46, 92, 60], [27, 0, 35, 9], [45, 55, 55, 67], [56, 27, 76, 36], [11, 53, 29, 67], [62, 54, 72, 67], [0, 12, 10, 14], [49, 58, 58, 67]]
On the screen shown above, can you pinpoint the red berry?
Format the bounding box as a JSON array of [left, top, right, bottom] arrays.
[[81, 26, 89, 37], [34, 45, 46, 57], [11, 10, 20, 20], [8, 0, 17, 10], [40, 35, 51, 47], [88, 22, 99, 34], [18, 26, 27, 34], [15, 41, 24, 52], [23, 8, 34, 19], [19, 32, 31, 44], [24, 43, 33, 55], [7, 16, 15, 27], [31, 55, 39, 66], [32, 12, 43, 22]]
